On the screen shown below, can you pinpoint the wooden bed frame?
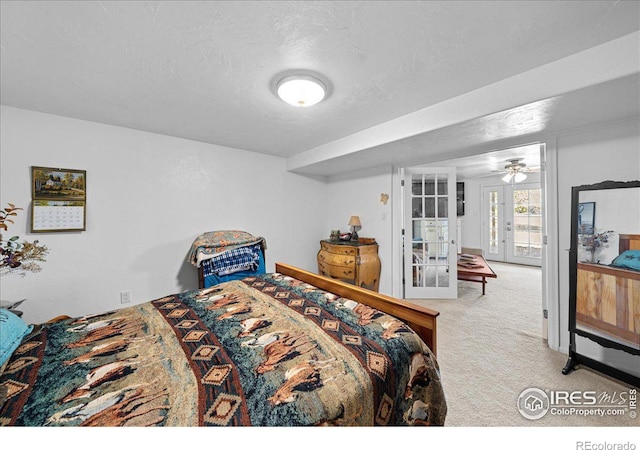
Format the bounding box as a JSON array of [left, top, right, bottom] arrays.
[[619, 233, 640, 252], [276, 262, 440, 356]]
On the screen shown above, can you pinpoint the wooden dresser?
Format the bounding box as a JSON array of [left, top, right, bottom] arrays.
[[317, 239, 381, 292]]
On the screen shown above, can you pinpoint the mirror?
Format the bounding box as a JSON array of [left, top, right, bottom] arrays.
[[564, 180, 640, 386]]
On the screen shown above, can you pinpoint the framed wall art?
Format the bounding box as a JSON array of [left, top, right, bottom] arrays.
[[577, 201, 595, 235], [32, 166, 86, 200]]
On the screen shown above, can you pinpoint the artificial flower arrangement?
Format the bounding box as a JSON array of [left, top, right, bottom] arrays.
[[0, 203, 49, 277], [580, 228, 614, 264]]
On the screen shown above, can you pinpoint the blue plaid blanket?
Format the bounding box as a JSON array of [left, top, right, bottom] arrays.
[[201, 243, 261, 277], [188, 230, 266, 267]]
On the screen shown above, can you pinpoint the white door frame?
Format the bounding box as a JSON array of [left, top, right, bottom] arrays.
[[542, 142, 560, 350], [401, 167, 458, 299]]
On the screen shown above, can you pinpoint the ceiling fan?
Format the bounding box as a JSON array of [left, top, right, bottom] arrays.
[[493, 158, 539, 183]]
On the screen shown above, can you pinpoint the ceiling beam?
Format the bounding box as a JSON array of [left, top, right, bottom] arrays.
[[286, 31, 640, 175]]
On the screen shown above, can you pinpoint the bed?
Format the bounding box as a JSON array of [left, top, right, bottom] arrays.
[[0, 263, 446, 426]]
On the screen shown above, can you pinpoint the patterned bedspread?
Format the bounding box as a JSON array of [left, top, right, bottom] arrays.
[[0, 273, 447, 426]]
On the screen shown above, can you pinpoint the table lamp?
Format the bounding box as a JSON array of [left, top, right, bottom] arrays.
[[348, 216, 361, 241]]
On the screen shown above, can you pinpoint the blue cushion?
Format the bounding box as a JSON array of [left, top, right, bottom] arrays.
[[611, 250, 640, 271], [0, 309, 33, 366]]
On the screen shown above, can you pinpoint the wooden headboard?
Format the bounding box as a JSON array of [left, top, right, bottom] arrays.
[[619, 234, 640, 252]]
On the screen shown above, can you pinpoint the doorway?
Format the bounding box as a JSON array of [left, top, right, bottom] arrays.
[[482, 182, 543, 267], [396, 143, 548, 341], [402, 167, 458, 299]]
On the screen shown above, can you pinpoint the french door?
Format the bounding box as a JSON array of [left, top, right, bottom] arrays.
[[403, 167, 457, 298], [483, 183, 542, 266]]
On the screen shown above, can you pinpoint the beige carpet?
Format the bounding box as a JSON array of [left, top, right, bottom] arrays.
[[407, 261, 638, 427]]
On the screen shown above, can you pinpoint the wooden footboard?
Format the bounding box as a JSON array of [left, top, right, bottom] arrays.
[[275, 262, 440, 356]]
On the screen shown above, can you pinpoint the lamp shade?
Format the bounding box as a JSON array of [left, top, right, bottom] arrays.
[[514, 172, 527, 183], [502, 172, 527, 184], [277, 75, 326, 107], [348, 216, 361, 227]]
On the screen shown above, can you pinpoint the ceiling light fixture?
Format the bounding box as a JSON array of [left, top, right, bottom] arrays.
[[502, 171, 527, 184], [276, 74, 326, 107], [501, 158, 528, 185]]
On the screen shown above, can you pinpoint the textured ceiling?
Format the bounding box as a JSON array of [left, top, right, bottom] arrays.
[[1, 1, 639, 175]]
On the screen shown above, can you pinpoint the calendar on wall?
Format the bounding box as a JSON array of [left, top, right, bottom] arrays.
[[31, 166, 86, 233], [32, 200, 85, 232]]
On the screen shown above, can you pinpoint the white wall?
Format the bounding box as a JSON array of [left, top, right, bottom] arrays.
[[0, 106, 326, 324], [324, 166, 394, 295], [556, 119, 640, 377]]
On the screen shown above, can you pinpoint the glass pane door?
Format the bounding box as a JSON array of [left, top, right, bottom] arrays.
[[511, 187, 543, 262], [488, 189, 502, 258], [483, 184, 542, 265], [404, 167, 457, 299]]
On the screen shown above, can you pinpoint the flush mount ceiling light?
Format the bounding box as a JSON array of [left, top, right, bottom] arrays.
[[276, 74, 326, 107]]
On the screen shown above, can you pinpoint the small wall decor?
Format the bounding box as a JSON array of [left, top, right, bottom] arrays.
[[577, 201, 595, 235], [31, 166, 86, 232]]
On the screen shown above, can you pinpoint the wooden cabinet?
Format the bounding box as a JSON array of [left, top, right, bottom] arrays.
[[317, 240, 381, 292]]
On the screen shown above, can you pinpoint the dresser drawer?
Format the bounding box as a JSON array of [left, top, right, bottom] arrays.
[[320, 241, 357, 256], [317, 250, 357, 267], [357, 244, 378, 256], [318, 260, 356, 280]]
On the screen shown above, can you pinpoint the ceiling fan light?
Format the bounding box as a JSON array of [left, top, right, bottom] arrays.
[[514, 172, 527, 183], [277, 75, 326, 107], [502, 173, 513, 183]]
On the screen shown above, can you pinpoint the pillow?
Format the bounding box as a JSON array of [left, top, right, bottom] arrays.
[[610, 250, 640, 271], [0, 308, 33, 366]]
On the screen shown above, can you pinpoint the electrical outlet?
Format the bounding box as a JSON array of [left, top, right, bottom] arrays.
[[120, 290, 132, 304]]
